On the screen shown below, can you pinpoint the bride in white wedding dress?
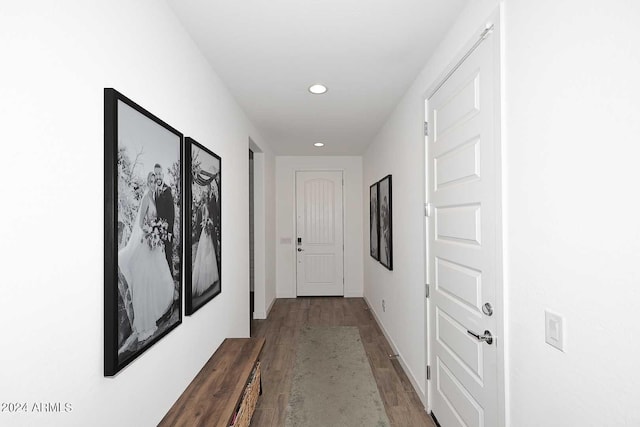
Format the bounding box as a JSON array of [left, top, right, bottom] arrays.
[[119, 172, 175, 341], [192, 190, 219, 296]]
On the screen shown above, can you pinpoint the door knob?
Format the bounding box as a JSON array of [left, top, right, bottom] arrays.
[[297, 248, 304, 252], [467, 329, 493, 345]]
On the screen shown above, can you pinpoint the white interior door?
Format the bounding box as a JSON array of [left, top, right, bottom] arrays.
[[295, 171, 344, 296], [426, 23, 502, 427]]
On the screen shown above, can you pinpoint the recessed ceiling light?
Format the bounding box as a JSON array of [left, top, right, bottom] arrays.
[[313, 142, 325, 147], [308, 84, 328, 94]]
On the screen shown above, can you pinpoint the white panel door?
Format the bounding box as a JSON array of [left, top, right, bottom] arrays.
[[295, 171, 344, 296], [427, 27, 502, 427]]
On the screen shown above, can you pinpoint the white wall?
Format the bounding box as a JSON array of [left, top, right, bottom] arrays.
[[364, 0, 640, 424], [264, 153, 277, 311], [363, 0, 503, 402], [276, 156, 363, 298], [504, 0, 640, 425], [0, 1, 273, 426], [251, 141, 277, 319]]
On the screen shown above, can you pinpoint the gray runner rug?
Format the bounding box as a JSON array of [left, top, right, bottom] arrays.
[[285, 326, 391, 427]]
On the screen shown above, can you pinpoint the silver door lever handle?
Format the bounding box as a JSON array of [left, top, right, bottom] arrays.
[[467, 329, 493, 345], [297, 248, 304, 252]]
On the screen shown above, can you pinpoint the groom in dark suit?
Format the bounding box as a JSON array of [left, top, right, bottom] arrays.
[[154, 163, 175, 276]]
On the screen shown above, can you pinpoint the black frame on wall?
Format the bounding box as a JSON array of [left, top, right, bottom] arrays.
[[185, 137, 222, 315], [369, 182, 380, 260], [377, 174, 393, 270], [104, 88, 183, 376]]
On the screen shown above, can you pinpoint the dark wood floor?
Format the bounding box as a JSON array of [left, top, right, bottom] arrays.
[[250, 297, 435, 426]]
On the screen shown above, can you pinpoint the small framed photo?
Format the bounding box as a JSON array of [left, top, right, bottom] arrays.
[[369, 182, 379, 260], [185, 137, 222, 315], [104, 88, 183, 376], [378, 174, 393, 270]]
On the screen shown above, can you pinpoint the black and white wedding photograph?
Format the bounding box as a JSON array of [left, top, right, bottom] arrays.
[[104, 89, 183, 376], [370, 182, 379, 260], [378, 175, 392, 270], [185, 137, 222, 315]]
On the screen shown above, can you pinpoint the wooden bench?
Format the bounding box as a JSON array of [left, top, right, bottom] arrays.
[[160, 337, 265, 427]]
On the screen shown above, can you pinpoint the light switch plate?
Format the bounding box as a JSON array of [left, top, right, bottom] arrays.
[[545, 310, 565, 352]]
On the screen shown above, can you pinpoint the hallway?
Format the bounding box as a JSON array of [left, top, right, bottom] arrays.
[[3, 1, 640, 425], [250, 297, 433, 426]]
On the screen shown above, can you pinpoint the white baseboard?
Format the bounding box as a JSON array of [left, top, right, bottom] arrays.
[[344, 291, 364, 298], [253, 296, 276, 320], [363, 297, 427, 409], [265, 297, 275, 317]]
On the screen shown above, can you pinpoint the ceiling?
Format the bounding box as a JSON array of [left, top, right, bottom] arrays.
[[167, 0, 468, 155]]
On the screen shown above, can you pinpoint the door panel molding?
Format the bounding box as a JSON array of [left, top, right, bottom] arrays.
[[424, 8, 504, 427], [295, 170, 345, 296]]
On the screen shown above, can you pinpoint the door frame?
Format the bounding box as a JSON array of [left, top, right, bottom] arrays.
[[249, 137, 268, 319], [294, 169, 346, 297], [423, 7, 506, 426]]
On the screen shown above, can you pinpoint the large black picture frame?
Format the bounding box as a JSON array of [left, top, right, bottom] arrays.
[[104, 88, 183, 376], [185, 137, 222, 315], [369, 182, 379, 260], [378, 174, 393, 270]]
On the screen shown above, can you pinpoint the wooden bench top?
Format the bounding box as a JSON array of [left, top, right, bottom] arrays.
[[159, 337, 266, 427]]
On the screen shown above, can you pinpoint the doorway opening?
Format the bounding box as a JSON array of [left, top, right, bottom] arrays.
[[249, 149, 255, 334]]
